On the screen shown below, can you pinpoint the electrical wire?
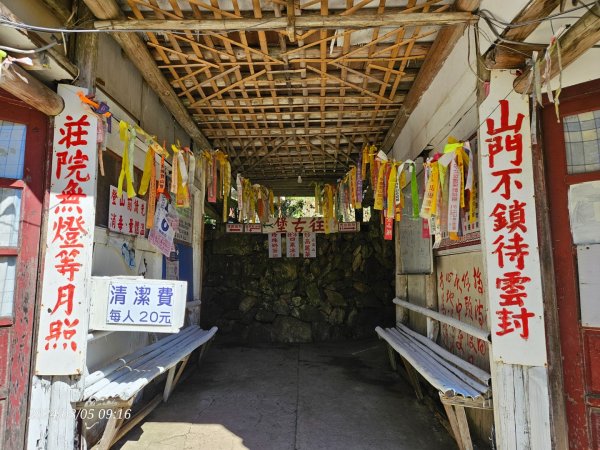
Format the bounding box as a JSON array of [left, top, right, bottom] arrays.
[[0, 2, 597, 38], [0, 40, 59, 54], [479, 1, 596, 28]]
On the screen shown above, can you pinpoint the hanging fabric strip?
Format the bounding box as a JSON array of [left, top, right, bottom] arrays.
[[237, 174, 243, 221], [173, 145, 188, 187], [430, 162, 439, 217], [382, 163, 392, 215], [208, 153, 217, 203], [139, 141, 155, 196], [158, 153, 166, 194], [409, 163, 419, 219], [117, 121, 136, 198], [394, 162, 405, 221], [447, 156, 461, 239], [469, 177, 477, 224], [356, 151, 363, 208], [369, 145, 376, 184], [222, 158, 231, 222], [456, 145, 466, 208], [188, 149, 196, 184], [373, 161, 386, 210], [170, 145, 179, 195], [146, 152, 157, 229], [386, 162, 397, 219]]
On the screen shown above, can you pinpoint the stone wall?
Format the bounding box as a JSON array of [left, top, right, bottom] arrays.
[[201, 222, 395, 343]]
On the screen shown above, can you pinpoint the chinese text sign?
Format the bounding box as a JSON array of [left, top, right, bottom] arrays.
[[479, 71, 546, 366], [106, 280, 175, 327], [108, 185, 146, 237], [437, 253, 489, 370], [35, 84, 98, 375]]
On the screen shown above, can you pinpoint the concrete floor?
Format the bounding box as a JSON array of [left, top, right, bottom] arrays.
[[115, 340, 456, 450]]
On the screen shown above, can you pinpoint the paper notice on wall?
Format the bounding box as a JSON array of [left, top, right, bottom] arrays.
[[268, 233, 282, 258], [108, 185, 147, 236], [568, 181, 600, 244], [148, 195, 178, 257], [174, 205, 193, 244], [165, 258, 179, 280], [286, 232, 299, 257], [303, 232, 317, 258]]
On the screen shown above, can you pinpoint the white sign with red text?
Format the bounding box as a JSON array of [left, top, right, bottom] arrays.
[[108, 185, 146, 237], [268, 233, 281, 258], [35, 85, 98, 375], [286, 232, 299, 257], [226, 223, 244, 233], [479, 71, 546, 366], [303, 233, 317, 258]]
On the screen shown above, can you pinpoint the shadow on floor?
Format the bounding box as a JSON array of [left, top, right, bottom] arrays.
[[114, 339, 455, 450]]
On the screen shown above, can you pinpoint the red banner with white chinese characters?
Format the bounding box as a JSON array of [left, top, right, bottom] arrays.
[[35, 85, 98, 375], [479, 72, 546, 366]]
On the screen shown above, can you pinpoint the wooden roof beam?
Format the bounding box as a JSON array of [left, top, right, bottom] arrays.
[[484, 0, 561, 69], [95, 11, 477, 32], [381, 0, 481, 152], [514, 3, 600, 93], [82, 0, 212, 151]]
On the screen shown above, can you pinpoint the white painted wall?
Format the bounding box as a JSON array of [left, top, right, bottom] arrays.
[[389, 0, 600, 162]]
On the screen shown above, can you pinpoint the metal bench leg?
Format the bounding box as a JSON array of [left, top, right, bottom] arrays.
[[386, 344, 398, 372], [442, 403, 473, 450], [400, 356, 424, 401]]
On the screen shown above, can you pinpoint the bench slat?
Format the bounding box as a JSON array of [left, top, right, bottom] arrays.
[[84, 326, 217, 402], [376, 325, 490, 400], [390, 327, 489, 395], [395, 324, 491, 385], [381, 327, 482, 398], [84, 326, 199, 388], [84, 329, 202, 399]]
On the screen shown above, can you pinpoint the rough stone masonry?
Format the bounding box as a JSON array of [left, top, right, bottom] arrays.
[[201, 220, 395, 344]]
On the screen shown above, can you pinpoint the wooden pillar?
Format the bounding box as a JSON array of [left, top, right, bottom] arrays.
[[394, 221, 408, 324], [73, 3, 99, 93], [30, 4, 100, 448]]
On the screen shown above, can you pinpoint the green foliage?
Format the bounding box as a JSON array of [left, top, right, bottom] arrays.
[[279, 198, 306, 218]]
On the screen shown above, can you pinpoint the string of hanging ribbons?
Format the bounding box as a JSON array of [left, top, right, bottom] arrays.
[[319, 140, 477, 241]]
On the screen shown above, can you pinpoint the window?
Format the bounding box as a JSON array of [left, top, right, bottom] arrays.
[[0, 120, 27, 179], [563, 110, 600, 174]]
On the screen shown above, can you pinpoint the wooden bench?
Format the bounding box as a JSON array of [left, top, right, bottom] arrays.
[[79, 325, 218, 450], [376, 300, 492, 450]]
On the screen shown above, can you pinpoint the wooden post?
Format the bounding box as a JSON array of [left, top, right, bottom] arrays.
[[394, 221, 408, 324], [82, 0, 212, 151], [530, 108, 569, 449]]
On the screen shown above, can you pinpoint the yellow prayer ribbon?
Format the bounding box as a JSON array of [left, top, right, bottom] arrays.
[[386, 162, 397, 218], [373, 161, 386, 210], [118, 121, 136, 199]]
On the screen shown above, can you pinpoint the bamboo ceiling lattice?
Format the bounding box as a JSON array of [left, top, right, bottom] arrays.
[[109, 0, 466, 195]]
